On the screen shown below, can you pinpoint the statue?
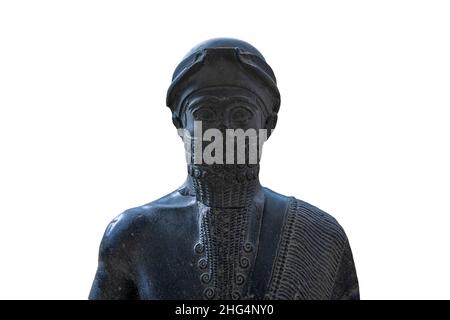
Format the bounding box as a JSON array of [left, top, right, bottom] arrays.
[[89, 38, 359, 300]]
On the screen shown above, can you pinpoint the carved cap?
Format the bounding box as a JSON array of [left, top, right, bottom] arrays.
[[166, 38, 281, 118]]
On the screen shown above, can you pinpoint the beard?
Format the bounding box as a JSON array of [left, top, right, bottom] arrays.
[[186, 131, 262, 208], [191, 165, 262, 300], [185, 138, 263, 299]]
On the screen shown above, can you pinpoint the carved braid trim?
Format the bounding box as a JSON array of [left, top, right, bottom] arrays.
[[265, 198, 347, 300]]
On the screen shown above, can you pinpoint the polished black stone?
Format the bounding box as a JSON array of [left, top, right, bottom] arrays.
[[89, 38, 359, 300]]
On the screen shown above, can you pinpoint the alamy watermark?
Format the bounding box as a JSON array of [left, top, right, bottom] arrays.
[[177, 121, 271, 165]]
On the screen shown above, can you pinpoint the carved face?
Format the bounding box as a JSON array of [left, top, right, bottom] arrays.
[[178, 88, 265, 207], [178, 87, 268, 167]]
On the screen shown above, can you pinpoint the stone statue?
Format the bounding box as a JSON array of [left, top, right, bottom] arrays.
[[89, 38, 359, 300]]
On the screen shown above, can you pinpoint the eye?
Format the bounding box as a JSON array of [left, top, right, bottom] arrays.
[[230, 106, 253, 123], [193, 107, 216, 122]]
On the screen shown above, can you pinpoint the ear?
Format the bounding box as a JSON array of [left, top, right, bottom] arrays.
[[172, 114, 186, 141], [172, 114, 182, 129], [265, 113, 278, 138]]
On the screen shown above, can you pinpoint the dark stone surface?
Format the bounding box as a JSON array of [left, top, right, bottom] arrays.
[[89, 38, 359, 300]]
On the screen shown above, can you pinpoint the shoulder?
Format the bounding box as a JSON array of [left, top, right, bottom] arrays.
[[263, 187, 348, 248], [291, 197, 348, 246], [98, 189, 196, 259]]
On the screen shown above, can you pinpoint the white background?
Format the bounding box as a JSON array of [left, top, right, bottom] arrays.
[[0, 1, 449, 300]]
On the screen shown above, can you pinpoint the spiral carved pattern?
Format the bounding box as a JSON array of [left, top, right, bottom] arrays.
[[194, 205, 257, 300]]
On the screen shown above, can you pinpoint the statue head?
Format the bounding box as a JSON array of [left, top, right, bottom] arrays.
[[167, 38, 280, 135], [166, 38, 281, 207]]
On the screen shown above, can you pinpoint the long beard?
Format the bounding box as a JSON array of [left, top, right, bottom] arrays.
[[188, 147, 263, 299]]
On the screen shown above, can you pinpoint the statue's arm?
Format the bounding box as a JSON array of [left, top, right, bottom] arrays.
[[89, 215, 139, 300], [330, 238, 360, 300]]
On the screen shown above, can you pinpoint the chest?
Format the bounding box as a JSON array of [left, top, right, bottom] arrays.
[[131, 209, 276, 299]]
